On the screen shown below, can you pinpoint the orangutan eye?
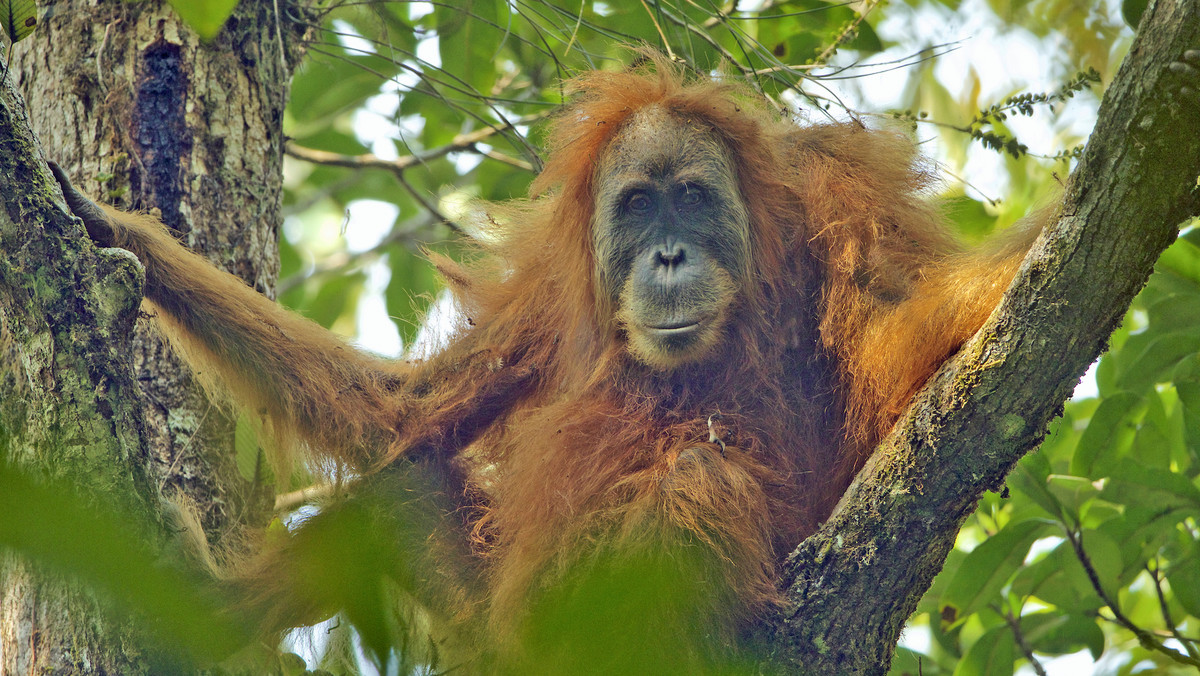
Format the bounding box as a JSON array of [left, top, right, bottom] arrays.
[[678, 184, 706, 207], [626, 192, 653, 213]]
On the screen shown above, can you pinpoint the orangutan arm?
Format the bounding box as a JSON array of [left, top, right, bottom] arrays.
[[50, 162, 401, 469], [787, 126, 1042, 456]]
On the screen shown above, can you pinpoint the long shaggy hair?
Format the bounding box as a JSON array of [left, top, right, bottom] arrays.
[[370, 56, 1031, 643]]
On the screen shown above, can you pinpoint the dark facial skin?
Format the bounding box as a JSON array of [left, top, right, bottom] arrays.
[[592, 107, 751, 369]]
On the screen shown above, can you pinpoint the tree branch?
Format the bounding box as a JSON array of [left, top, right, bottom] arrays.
[[1148, 560, 1200, 661], [284, 110, 548, 176], [1065, 529, 1200, 667], [1001, 607, 1048, 676], [768, 2, 1200, 673], [283, 109, 548, 236], [276, 210, 440, 297]]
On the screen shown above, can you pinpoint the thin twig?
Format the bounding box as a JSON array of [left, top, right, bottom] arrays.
[[1066, 528, 1200, 668], [395, 172, 458, 234], [276, 210, 441, 296], [1000, 607, 1048, 676], [1094, 613, 1200, 643], [474, 145, 535, 171], [813, 0, 881, 66], [284, 110, 548, 175], [159, 403, 214, 492], [639, 0, 675, 59], [272, 0, 288, 75], [703, 0, 750, 28], [1148, 560, 1200, 661]]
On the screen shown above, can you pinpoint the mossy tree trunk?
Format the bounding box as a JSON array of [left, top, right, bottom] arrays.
[[0, 1, 305, 672]]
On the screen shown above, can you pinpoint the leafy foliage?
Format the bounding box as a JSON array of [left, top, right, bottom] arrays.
[[0, 463, 242, 668], [898, 227, 1200, 675]]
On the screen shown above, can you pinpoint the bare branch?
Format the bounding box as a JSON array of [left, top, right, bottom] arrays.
[[283, 110, 548, 176]]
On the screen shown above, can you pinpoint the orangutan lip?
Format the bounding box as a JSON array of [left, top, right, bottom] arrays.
[[645, 320, 702, 335]]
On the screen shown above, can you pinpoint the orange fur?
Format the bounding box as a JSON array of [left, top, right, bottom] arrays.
[[60, 56, 1039, 667]]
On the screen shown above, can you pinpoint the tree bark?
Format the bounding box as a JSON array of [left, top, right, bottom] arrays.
[[0, 80, 153, 674], [769, 1, 1200, 673], [0, 1, 305, 672]]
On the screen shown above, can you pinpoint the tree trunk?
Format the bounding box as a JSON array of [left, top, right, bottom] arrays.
[[0, 1, 304, 672]]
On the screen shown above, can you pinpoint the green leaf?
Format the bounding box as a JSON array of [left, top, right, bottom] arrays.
[[1041, 400, 1096, 464], [1121, 0, 1148, 28], [1148, 269, 1200, 304], [1069, 391, 1142, 477], [1007, 453, 1063, 519], [943, 194, 998, 241], [277, 228, 303, 282], [1116, 333, 1200, 392], [1099, 461, 1200, 512], [436, 0, 501, 100], [1078, 530, 1123, 599], [279, 651, 307, 676], [1157, 233, 1200, 283], [953, 626, 1015, 676], [889, 646, 939, 675], [775, 31, 824, 64], [1146, 293, 1200, 334], [940, 519, 1052, 625], [1166, 538, 1200, 619], [282, 267, 366, 331], [1128, 400, 1173, 470], [307, 270, 365, 330], [166, 0, 239, 40], [288, 47, 402, 134], [289, 127, 371, 156], [0, 466, 241, 661], [849, 19, 883, 54], [399, 90, 462, 148], [1010, 540, 1104, 613], [330, 2, 417, 52], [474, 155, 536, 201], [1020, 612, 1105, 659], [1175, 378, 1200, 460], [523, 545, 755, 674], [1098, 506, 1192, 581], [745, 2, 848, 66], [329, 168, 408, 207], [1045, 475, 1099, 515], [1, 0, 36, 44]]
